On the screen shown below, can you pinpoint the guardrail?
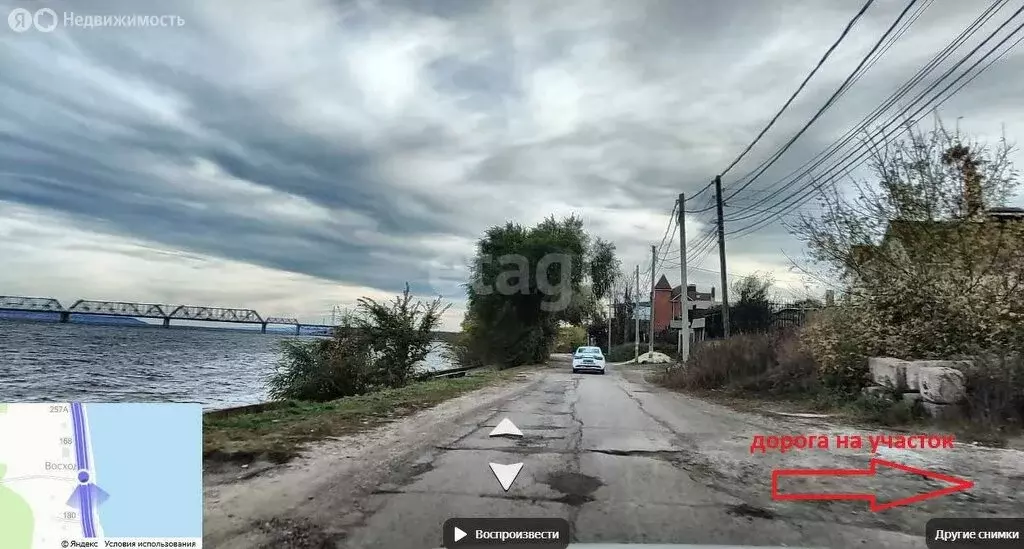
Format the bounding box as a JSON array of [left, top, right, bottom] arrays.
[[426, 364, 487, 379]]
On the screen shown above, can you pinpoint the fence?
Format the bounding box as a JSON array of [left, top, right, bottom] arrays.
[[696, 300, 824, 338]]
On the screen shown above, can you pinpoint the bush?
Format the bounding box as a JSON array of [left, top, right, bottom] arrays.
[[800, 306, 876, 392], [846, 388, 922, 425], [662, 332, 819, 395], [962, 351, 1024, 428], [267, 285, 449, 402], [266, 339, 371, 401], [554, 325, 587, 353], [607, 343, 637, 363]]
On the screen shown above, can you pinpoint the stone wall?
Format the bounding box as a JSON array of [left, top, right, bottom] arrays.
[[866, 357, 970, 420]]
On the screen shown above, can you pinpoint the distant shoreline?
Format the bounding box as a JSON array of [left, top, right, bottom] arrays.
[[0, 312, 332, 335], [0, 312, 463, 339]]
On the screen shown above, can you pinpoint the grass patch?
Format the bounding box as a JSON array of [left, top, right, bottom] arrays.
[[204, 367, 528, 464]]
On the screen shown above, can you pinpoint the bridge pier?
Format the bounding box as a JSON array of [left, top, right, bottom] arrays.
[[59, 311, 70, 323], [296, 324, 301, 335], [162, 317, 170, 328], [261, 322, 267, 334]]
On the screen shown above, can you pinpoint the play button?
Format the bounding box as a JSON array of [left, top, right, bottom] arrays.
[[443, 518, 570, 548]]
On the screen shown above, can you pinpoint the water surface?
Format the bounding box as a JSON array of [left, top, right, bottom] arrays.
[[0, 320, 453, 409]]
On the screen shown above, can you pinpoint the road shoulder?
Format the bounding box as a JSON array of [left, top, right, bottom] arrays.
[[203, 364, 551, 549], [620, 366, 1024, 539]]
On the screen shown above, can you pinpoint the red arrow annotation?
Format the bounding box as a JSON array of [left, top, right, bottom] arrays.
[[771, 458, 974, 512]]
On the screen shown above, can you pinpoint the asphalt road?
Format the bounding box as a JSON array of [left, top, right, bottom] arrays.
[[334, 363, 923, 549], [207, 357, 1017, 548]]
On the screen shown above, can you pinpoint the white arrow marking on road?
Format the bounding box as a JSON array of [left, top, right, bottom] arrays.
[[488, 462, 524, 491], [489, 417, 523, 437], [454, 526, 467, 542]]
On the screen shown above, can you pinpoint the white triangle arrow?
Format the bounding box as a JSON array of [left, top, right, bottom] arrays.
[[489, 417, 523, 437], [488, 462, 524, 491], [454, 526, 467, 542]]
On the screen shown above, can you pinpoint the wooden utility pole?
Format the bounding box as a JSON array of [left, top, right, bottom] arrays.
[[607, 298, 612, 354], [678, 193, 690, 362], [649, 245, 656, 355], [634, 265, 640, 363], [715, 175, 731, 338]]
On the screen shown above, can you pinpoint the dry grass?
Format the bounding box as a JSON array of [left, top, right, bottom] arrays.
[[203, 366, 529, 465], [661, 332, 819, 396]]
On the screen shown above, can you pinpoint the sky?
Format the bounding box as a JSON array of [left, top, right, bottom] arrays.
[[1, 0, 1022, 331]]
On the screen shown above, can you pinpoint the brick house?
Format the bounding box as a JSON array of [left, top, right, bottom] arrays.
[[650, 274, 716, 337]]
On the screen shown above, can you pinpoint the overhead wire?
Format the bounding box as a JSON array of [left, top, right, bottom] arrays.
[[717, 0, 878, 180], [721, 0, 924, 202], [722, 0, 1007, 225], [724, 2, 1024, 238]]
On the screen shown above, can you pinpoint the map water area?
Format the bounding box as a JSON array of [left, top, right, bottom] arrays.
[[0, 402, 202, 548]]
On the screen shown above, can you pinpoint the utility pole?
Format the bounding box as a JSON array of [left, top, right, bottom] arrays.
[[715, 175, 731, 338], [607, 297, 612, 354], [634, 265, 640, 364], [649, 245, 656, 355], [678, 193, 690, 362]]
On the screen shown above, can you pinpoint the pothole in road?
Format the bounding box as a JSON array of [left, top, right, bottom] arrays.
[[544, 471, 604, 506], [726, 503, 776, 520], [258, 517, 347, 548]]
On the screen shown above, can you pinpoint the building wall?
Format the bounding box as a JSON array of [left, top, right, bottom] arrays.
[[653, 288, 673, 332]]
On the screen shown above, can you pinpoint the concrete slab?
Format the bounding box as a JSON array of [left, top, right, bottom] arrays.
[[869, 357, 911, 391], [919, 365, 967, 404]]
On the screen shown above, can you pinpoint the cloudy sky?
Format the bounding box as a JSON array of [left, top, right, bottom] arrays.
[[1, 0, 1022, 330]]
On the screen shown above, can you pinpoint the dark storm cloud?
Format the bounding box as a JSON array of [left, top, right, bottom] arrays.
[[0, 0, 1021, 303]]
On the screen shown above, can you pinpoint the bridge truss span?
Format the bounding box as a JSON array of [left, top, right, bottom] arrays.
[[168, 305, 263, 324], [0, 296, 65, 311], [68, 300, 168, 318], [264, 316, 299, 326]]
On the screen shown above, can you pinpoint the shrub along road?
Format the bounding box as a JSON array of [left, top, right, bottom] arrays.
[[203, 357, 1022, 548]]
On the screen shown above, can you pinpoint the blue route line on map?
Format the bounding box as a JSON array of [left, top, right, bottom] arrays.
[[71, 402, 96, 538]]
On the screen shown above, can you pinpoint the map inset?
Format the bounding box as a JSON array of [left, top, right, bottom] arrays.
[[0, 402, 202, 548]]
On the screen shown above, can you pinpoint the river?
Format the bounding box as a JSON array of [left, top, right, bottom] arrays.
[[0, 320, 455, 410]]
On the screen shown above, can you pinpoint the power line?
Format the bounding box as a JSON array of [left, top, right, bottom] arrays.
[[722, 0, 1006, 224], [718, 0, 878, 180], [721, 0, 923, 203], [724, 2, 1024, 237]]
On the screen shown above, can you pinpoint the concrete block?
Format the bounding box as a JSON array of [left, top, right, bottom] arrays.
[[903, 361, 922, 391], [919, 366, 967, 404], [869, 357, 912, 391], [922, 401, 963, 421]]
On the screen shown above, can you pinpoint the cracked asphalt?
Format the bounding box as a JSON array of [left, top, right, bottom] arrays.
[[205, 357, 1021, 548]]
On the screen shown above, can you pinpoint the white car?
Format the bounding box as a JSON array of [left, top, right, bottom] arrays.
[[572, 346, 606, 374]]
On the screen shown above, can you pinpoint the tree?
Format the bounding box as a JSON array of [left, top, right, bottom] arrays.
[[791, 120, 1024, 357], [461, 215, 619, 367], [700, 272, 776, 337]]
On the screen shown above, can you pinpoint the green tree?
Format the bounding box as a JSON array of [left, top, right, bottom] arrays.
[[461, 215, 618, 367]]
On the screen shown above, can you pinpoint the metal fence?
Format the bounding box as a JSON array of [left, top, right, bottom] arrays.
[[695, 300, 824, 337]]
